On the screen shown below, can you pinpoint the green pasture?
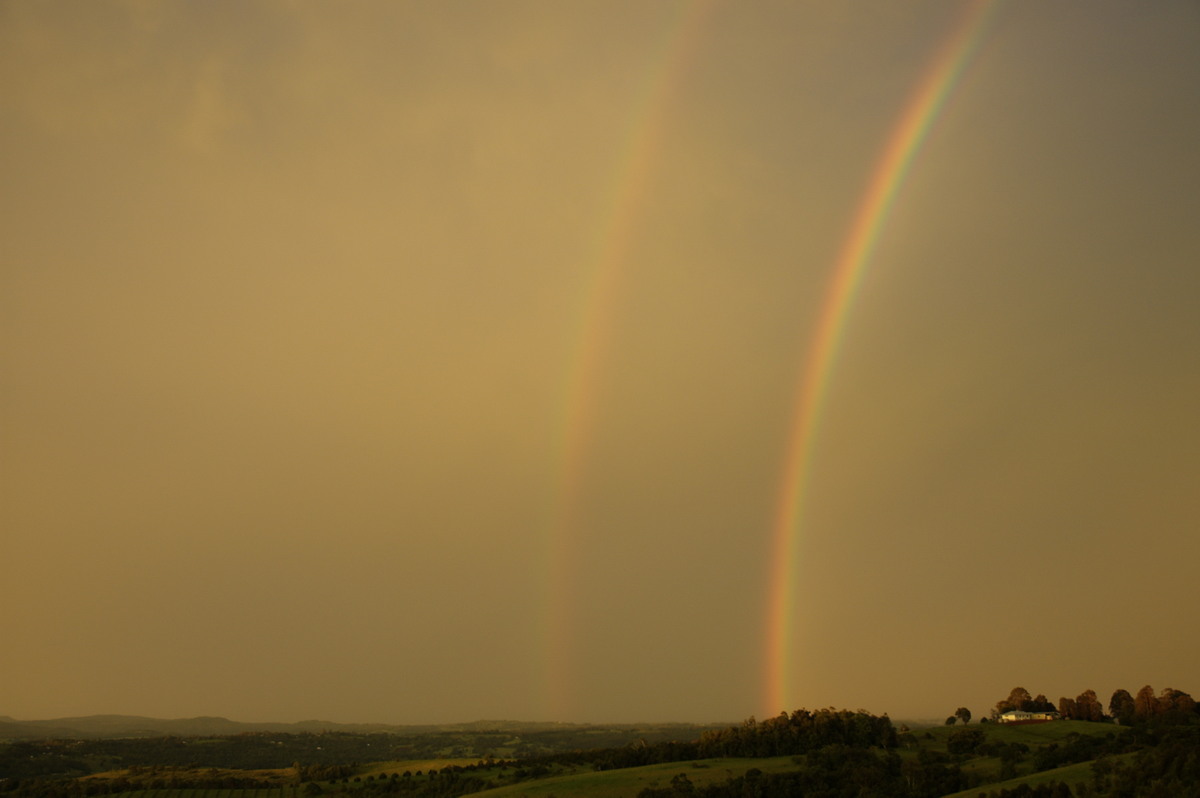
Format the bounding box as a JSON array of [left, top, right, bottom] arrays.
[[917, 719, 1125, 750], [121, 791, 302, 798], [354, 758, 484, 777], [469, 756, 802, 798], [943, 751, 1138, 797], [914, 720, 1130, 794], [106, 760, 800, 798], [65, 721, 1137, 798]]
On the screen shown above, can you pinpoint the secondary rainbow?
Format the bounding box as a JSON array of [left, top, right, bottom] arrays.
[[764, 0, 996, 716], [538, 2, 715, 719]]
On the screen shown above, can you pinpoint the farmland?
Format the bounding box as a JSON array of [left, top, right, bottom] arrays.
[[2, 707, 1198, 797]]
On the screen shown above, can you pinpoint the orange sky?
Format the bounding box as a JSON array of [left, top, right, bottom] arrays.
[[3, 0, 1199, 725]]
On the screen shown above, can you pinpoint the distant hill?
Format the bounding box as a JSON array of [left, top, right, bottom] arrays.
[[0, 718, 85, 739], [0, 714, 431, 739], [0, 714, 691, 740]]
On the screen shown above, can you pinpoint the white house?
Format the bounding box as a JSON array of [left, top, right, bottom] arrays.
[[999, 709, 1060, 723]]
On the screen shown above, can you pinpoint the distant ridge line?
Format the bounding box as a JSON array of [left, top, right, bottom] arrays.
[[0, 714, 726, 740]]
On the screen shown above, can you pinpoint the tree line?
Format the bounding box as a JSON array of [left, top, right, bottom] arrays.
[[637, 746, 968, 798], [976, 684, 1198, 724]]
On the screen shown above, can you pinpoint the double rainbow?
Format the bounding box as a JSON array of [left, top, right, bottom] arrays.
[[539, 1, 715, 719], [533, 0, 995, 719], [763, 0, 996, 715]]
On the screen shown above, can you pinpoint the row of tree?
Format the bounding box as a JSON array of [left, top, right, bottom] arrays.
[[501, 708, 901, 773], [637, 747, 968, 798], [983, 684, 1198, 724], [693, 709, 898, 759]]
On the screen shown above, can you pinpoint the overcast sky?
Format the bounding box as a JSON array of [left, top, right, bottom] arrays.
[[3, 0, 1199, 726]]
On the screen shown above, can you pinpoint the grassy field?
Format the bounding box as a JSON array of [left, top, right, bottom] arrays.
[[53, 720, 1138, 798], [917, 719, 1126, 748], [942, 751, 1139, 797], [105, 757, 805, 798], [119, 791, 304, 798], [355, 759, 487, 777], [469, 757, 802, 798], [82, 769, 298, 788], [102, 728, 1126, 798], [918, 720, 1129, 796]]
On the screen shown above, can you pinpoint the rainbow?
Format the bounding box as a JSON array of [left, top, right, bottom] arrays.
[[763, 0, 997, 716], [539, 1, 715, 719]]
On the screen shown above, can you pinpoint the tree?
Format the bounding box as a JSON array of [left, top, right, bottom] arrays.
[[954, 707, 971, 725], [944, 716, 957, 726], [1134, 685, 1158, 719], [1109, 689, 1135, 725], [993, 686, 1034, 718], [1075, 689, 1103, 722], [946, 728, 985, 755], [1158, 687, 1196, 720], [1059, 697, 1077, 720], [668, 773, 694, 794], [998, 743, 1027, 780], [1007, 687, 1034, 710]]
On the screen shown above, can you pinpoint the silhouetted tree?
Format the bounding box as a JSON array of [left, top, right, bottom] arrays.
[[1134, 685, 1158, 719], [1108, 688, 1135, 725], [1157, 687, 1196, 720], [1075, 689, 1103, 722], [994, 686, 1034, 718], [667, 773, 694, 794], [946, 728, 985, 756], [954, 707, 971, 725]]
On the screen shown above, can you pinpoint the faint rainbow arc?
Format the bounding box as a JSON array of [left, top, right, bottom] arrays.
[[539, 2, 715, 719], [764, 0, 996, 716]]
